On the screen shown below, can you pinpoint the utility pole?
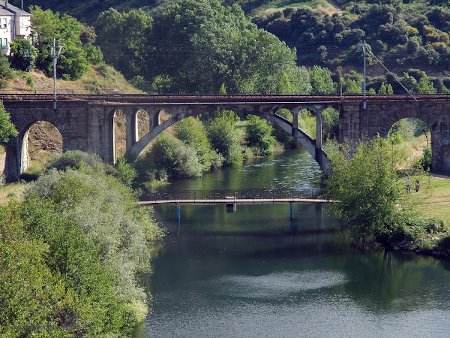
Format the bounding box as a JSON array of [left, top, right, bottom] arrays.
[[362, 40, 367, 109], [51, 38, 63, 110]]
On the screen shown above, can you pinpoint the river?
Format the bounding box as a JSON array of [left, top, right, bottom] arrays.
[[137, 148, 450, 338]]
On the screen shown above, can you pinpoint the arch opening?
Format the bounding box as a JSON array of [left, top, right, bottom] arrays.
[[137, 109, 151, 141], [387, 117, 431, 171], [112, 109, 127, 163], [21, 121, 63, 174], [157, 110, 173, 126]]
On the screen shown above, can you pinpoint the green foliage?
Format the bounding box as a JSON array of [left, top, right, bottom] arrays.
[[44, 150, 105, 173], [245, 115, 276, 155], [23, 157, 163, 330], [308, 66, 335, 94], [298, 109, 316, 139], [326, 137, 403, 240], [0, 101, 18, 144], [415, 74, 436, 94], [9, 39, 38, 72], [96, 0, 311, 94], [418, 146, 432, 171], [31, 6, 98, 79], [175, 117, 223, 171], [207, 112, 244, 166], [150, 135, 204, 178], [378, 82, 394, 94], [0, 163, 163, 337], [257, 2, 449, 74], [95, 8, 152, 79], [322, 108, 340, 140], [0, 55, 14, 88], [114, 156, 137, 188]]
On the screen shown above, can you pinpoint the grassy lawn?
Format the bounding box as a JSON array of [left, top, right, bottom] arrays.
[[409, 175, 450, 227], [0, 183, 28, 205]]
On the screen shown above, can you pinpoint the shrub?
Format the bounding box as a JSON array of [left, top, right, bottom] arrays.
[[245, 115, 276, 156], [150, 135, 203, 178], [84, 43, 104, 65], [174, 117, 220, 171], [114, 156, 137, 188], [0, 101, 18, 144], [0, 55, 13, 88], [0, 198, 135, 336], [207, 112, 244, 167], [326, 137, 403, 240], [44, 150, 105, 173], [9, 38, 38, 72], [27, 165, 163, 324]]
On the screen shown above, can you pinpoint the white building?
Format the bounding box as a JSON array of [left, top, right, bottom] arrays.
[[0, 1, 31, 55]]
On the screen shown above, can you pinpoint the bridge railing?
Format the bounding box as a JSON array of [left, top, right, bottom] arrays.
[[143, 188, 322, 201]]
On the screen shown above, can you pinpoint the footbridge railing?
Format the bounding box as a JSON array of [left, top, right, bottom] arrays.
[[139, 188, 334, 206]]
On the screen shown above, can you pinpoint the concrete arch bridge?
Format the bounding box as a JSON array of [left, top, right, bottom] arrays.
[[0, 94, 449, 181]]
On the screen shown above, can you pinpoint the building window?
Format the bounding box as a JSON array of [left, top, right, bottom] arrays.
[[3, 38, 7, 48], [2, 18, 6, 29]]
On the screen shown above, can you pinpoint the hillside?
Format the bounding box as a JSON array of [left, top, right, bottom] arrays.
[[11, 0, 449, 82], [2, 64, 142, 94]]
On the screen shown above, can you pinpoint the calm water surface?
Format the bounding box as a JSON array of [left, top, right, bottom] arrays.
[[138, 148, 450, 338]]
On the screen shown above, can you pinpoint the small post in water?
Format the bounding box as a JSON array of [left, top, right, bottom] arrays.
[[289, 202, 294, 221], [176, 202, 181, 230]]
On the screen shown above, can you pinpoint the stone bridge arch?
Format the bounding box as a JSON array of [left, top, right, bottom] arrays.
[[12, 114, 68, 175], [341, 99, 450, 172]]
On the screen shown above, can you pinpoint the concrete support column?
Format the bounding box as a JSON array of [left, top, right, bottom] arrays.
[[126, 109, 138, 152], [315, 110, 323, 163], [291, 107, 300, 136]]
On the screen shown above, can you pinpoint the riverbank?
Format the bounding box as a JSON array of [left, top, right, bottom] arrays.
[[378, 175, 450, 260]]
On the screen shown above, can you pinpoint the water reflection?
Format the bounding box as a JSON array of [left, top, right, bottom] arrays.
[[140, 148, 450, 338]]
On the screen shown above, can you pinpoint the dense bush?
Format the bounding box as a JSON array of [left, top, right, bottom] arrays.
[[207, 112, 244, 167], [0, 101, 18, 144], [0, 154, 163, 335], [245, 115, 276, 155], [0, 152, 162, 336], [31, 6, 102, 79], [326, 137, 403, 240], [9, 39, 38, 72], [150, 135, 203, 178], [174, 117, 223, 171], [0, 55, 14, 88]]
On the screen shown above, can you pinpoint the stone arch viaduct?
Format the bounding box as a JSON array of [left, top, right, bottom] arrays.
[[0, 94, 449, 181]]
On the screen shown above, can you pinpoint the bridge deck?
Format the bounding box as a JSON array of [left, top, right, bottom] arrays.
[[0, 93, 448, 104], [139, 198, 335, 206]]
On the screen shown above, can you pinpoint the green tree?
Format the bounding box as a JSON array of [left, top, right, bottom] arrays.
[[415, 74, 436, 94], [326, 137, 403, 240], [0, 101, 18, 144], [309, 66, 335, 94], [31, 6, 90, 79], [96, 0, 311, 94], [0, 55, 14, 88], [207, 111, 244, 166], [245, 115, 276, 155], [151, 135, 203, 178], [9, 39, 38, 72], [174, 117, 223, 171], [95, 8, 152, 78]]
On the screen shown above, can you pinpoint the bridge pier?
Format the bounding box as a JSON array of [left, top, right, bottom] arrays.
[[126, 108, 139, 153], [315, 109, 324, 168]]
